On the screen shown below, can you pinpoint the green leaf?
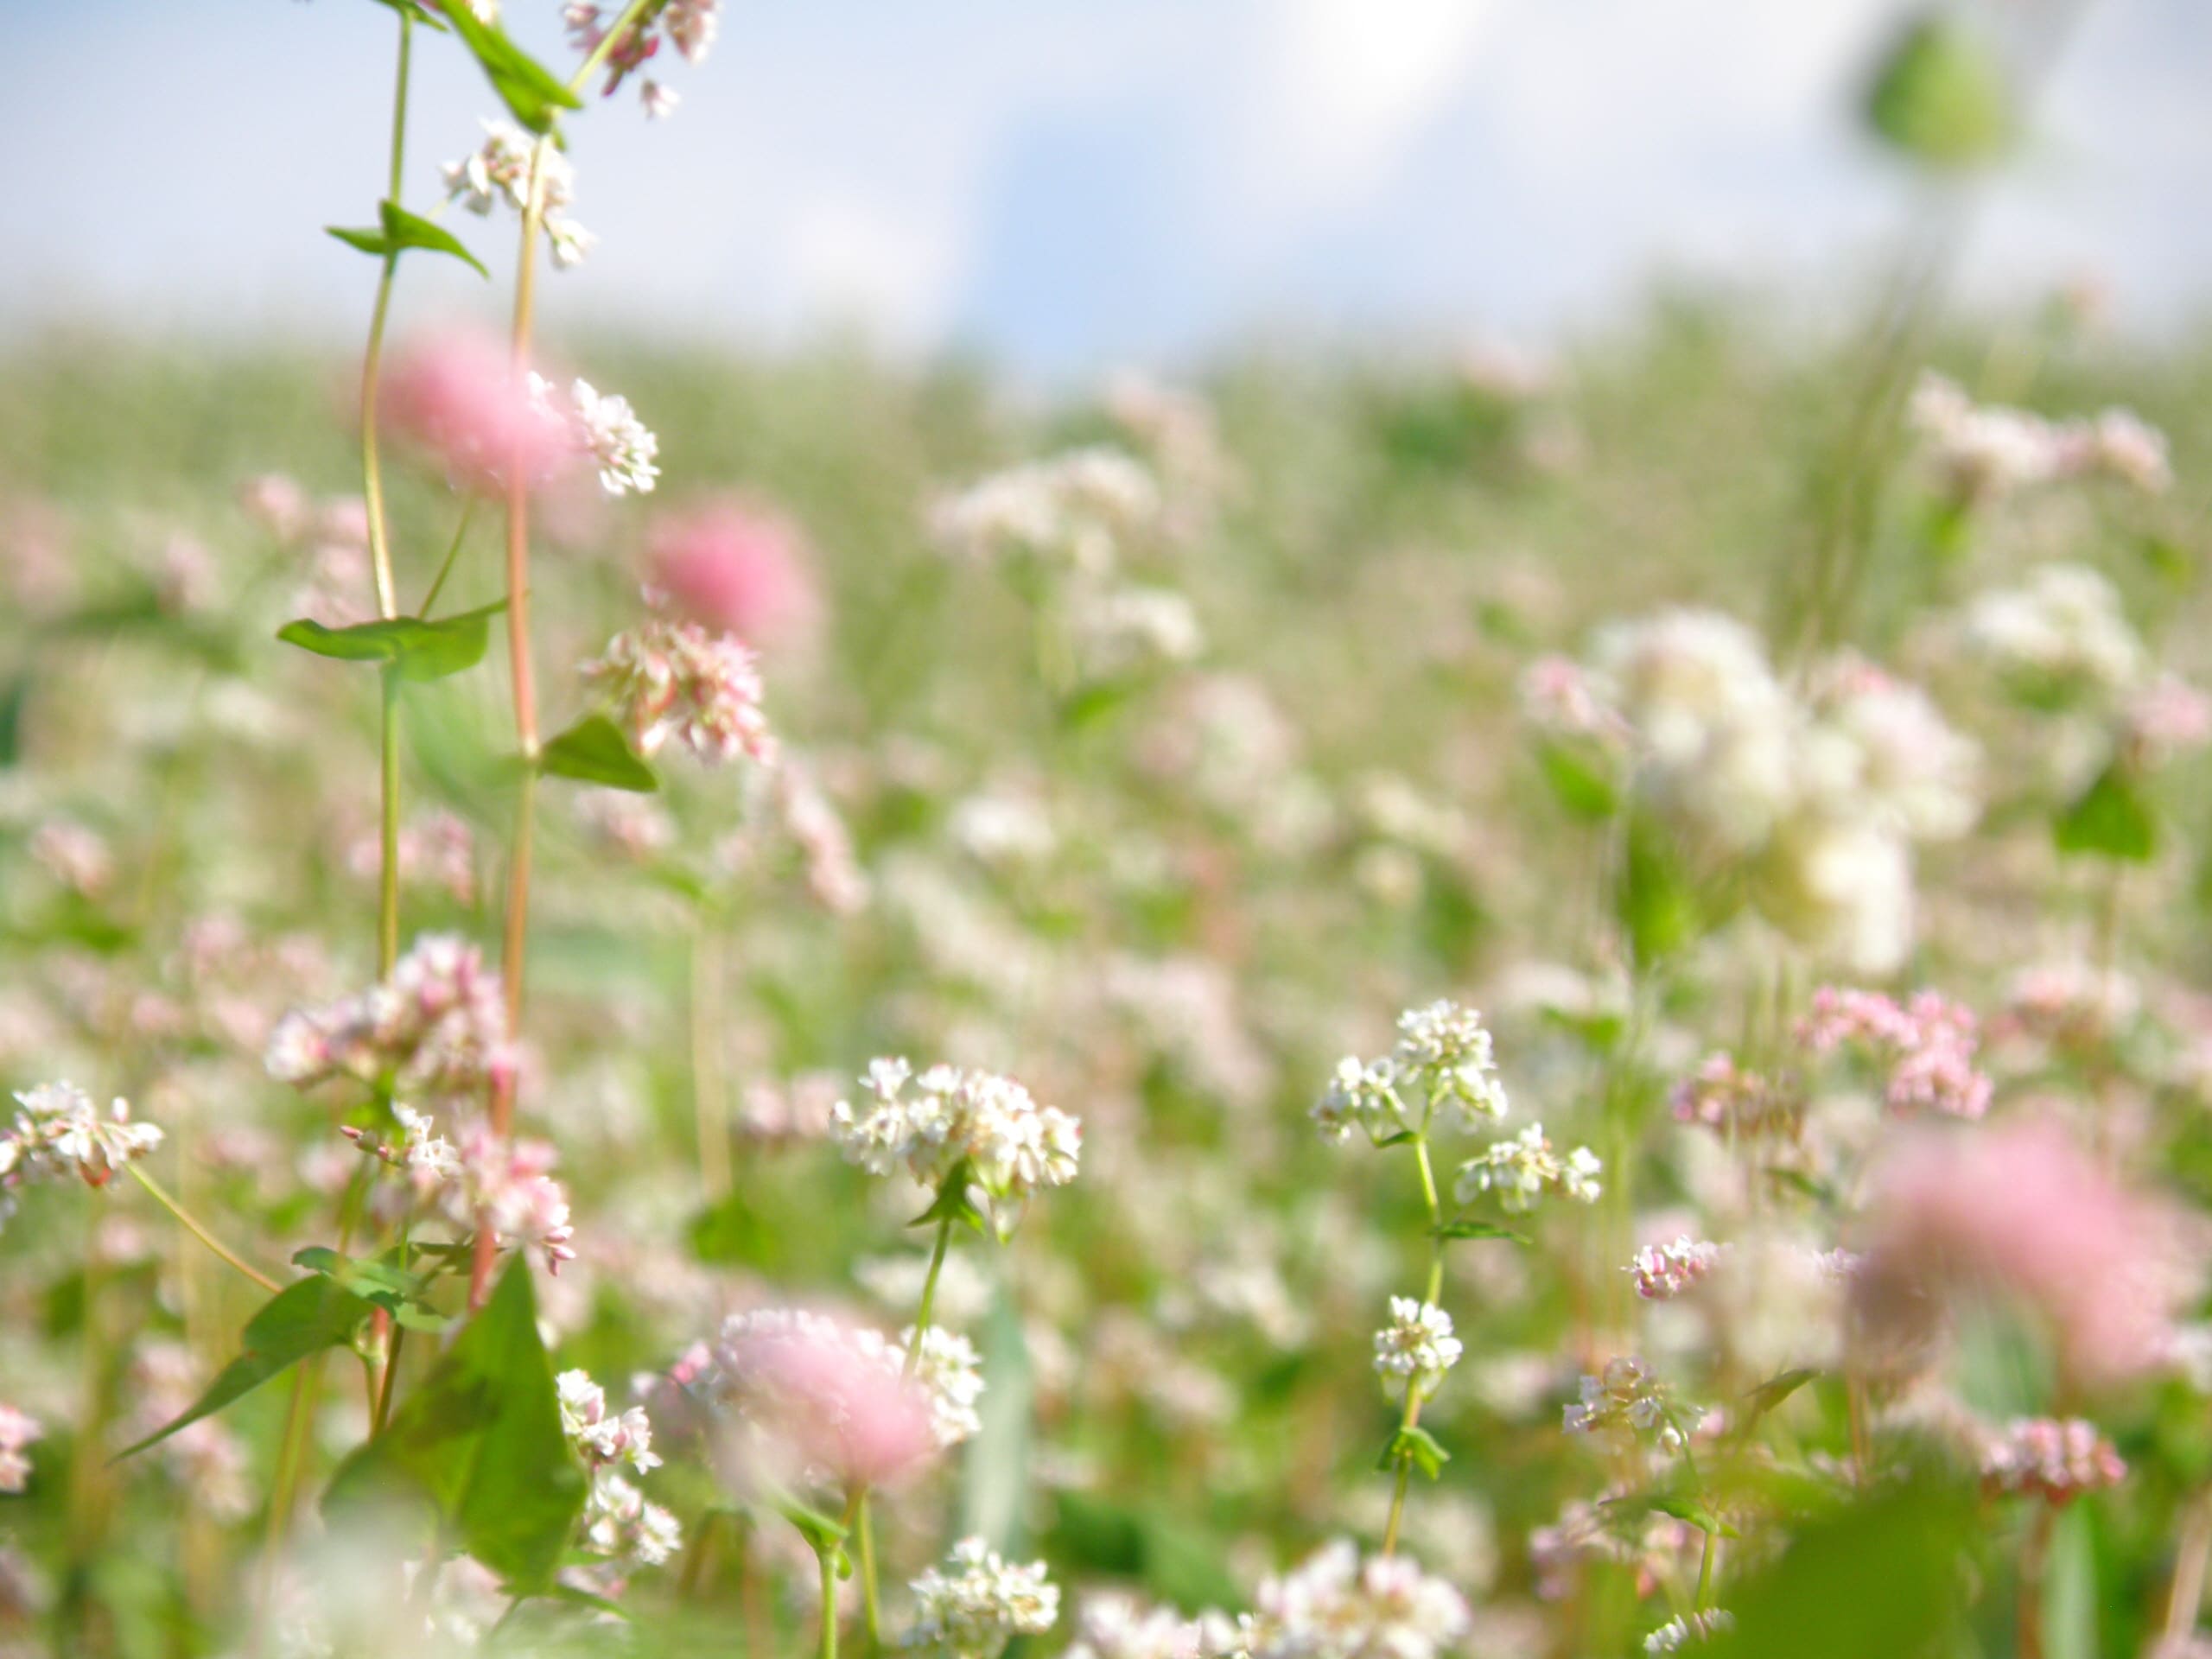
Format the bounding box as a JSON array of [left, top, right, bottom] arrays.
[[772, 1493, 850, 1557], [323, 1259, 587, 1593], [1641, 1491, 1739, 1538], [909, 1166, 989, 1236], [1739, 1367, 1820, 1430], [325, 200, 491, 276], [538, 715, 659, 793], [372, 0, 450, 30], [291, 1247, 453, 1336], [1376, 1424, 1450, 1480], [1535, 741, 1618, 822], [1863, 14, 2012, 169], [114, 1277, 372, 1459], [276, 602, 504, 683], [1370, 1129, 1420, 1149], [1434, 1218, 1530, 1245], [439, 2, 583, 134], [2053, 761, 2158, 863], [1618, 812, 1701, 962]]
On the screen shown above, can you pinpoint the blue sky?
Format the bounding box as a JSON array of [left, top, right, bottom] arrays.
[[5, 0, 2210, 378]]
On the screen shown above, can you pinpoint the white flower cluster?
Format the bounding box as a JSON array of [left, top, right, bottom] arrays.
[[1909, 372, 2172, 502], [0, 1403, 42, 1493], [581, 617, 777, 766], [1, 1083, 162, 1215], [903, 1325, 988, 1448], [1455, 1122, 1602, 1213], [1070, 583, 1205, 679], [264, 933, 514, 1103], [1626, 1236, 1726, 1301], [830, 1058, 1081, 1236], [1065, 1593, 1236, 1659], [1573, 610, 1979, 973], [1644, 1611, 1734, 1653], [930, 448, 1161, 576], [1964, 563, 2146, 698], [1371, 1298, 1462, 1402], [441, 118, 594, 268], [560, 378, 659, 496], [1562, 1357, 1690, 1447], [557, 1370, 680, 1571], [1237, 1539, 1471, 1659], [906, 1536, 1061, 1658], [563, 0, 719, 119], [1313, 1000, 1508, 1145]]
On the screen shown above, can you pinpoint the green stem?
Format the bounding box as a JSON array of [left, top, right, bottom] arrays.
[[359, 5, 412, 620], [126, 1165, 278, 1293], [1694, 1525, 1718, 1611], [1382, 1132, 1448, 1557], [817, 1544, 840, 1659], [416, 501, 474, 619], [378, 669, 401, 977], [905, 1214, 955, 1377], [856, 1498, 881, 1645]]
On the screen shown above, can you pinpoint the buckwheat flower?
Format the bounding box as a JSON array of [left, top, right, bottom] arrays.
[[709, 1308, 938, 1491], [929, 448, 1161, 576], [346, 809, 477, 905], [567, 379, 658, 496], [30, 818, 112, 898], [1563, 1357, 1693, 1446], [1752, 810, 1916, 976], [1313, 1055, 1408, 1145], [1455, 1123, 1602, 1212], [1372, 1298, 1462, 1402], [264, 933, 514, 1103], [1964, 563, 2145, 696], [557, 1370, 661, 1473], [901, 1325, 985, 1449], [442, 118, 590, 266], [1907, 372, 2069, 502], [582, 1471, 683, 1569], [829, 1059, 1080, 1236], [1628, 1237, 1726, 1300], [2085, 406, 2173, 494], [1070, 583, 1205, 677], [1519, 653, 1627, 743], [1804, 656, 1980, 842], [1798, 985, 1992, 1120], [1980, 1417, 2126, 1504], [1239, 1538, 1470, 1659], [3, 1082, 162, 1195], [457, 1121, 577, 1274], [1645, 1611, 1733, 1653], [647, 496, 822, 648], [1391, 1000, 1510, 1128], [0, 1404, 42, 1493], [581, 617, 777, 766], [383, 330, 578, 498], [1669, 1052, 1790, 1139], [572, 787, 677, 860], [1065, 1592, 1233, 1659], [2123, 673, 2212, 765], [908, 1536, 1060, 1658]]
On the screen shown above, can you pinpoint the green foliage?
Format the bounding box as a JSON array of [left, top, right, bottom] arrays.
[[1376, 1423, 1450, 1480], [276, 601, 505, 683], [539, 715, 660, 792], [439, 2, 582, 135], [1433, 1218, 1530, 1245], [325, 200, 490, 278], [1863, 14, 2012, 169], [1535, 741, 1617, 822], [292, 1246, 452, 1334], [114, 1275, 373, 1459], [2054, 761, 2158, 862], [1618, 813, 1701, 962], [324, 1260, 587, 1593]]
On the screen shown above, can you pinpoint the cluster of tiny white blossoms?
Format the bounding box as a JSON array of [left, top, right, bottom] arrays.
[[557, 1370, 681, 1569], [442, 118, 594, 268], [1964, 563, 2146, 697], [0, 1403, 42, 1493], [1569, 611, 1980, 972], [904, 1325, 988, 1448], [1796, 984, 1993, 1120], [580, 616, 777, 766], [830, 1058, 1081, 1236], [1, 1083, 162, 1216], [1627, 1236, 1726, 1301], [906, 1536, 1061, 1658], [1063, 1592, 1236, 1659], [1313, 999, 1508, 1145], [557, 378, 660, 497], [1644, 1611, 1735, 1653], [1371, 1297, 1462, 1402], [1454, 1122, 1602, 1213], [1909, 371, 2172, 503], [928, 448, 1161, 576], [264, 933, 514, 1103], [1980, 1417, 2127, 1505], [1236, 1539, 1471, 1659], [563, 0, 719, 119], [1563, 1357, 1690, 1447], [341, 1109, 577, 1274]]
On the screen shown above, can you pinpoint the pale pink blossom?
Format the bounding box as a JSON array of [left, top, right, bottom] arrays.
[[581, 616, 777, 766], [382, 331, 575, 498], [1980, 1416, 2126, 1504], [709, 1308, 938, 1490], [646, 497, 821, 650], [1798, 985, 1991, 1120], [1628, 1237, 1726, 1301], [0, 1404, 41, 1493]]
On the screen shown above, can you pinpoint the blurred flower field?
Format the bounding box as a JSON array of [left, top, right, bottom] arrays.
[[6, 8, 2212, 1656]]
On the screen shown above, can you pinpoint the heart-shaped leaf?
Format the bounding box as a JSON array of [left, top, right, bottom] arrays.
[[276, 601, 504, 683], [439, 2, 582, 135], [2054, 760, 2158, 863], [538, 715, 659, 792], [323, 201, 490, 278]]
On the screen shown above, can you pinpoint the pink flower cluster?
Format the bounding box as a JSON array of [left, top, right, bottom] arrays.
[[707, 1307, 937, 1491], [342, 1107, 576, 1274], [645, 498, 820, 651], [1980, 1417, 2126, 1504], [345, 810, 477, 906], [1859, 1118, 2200, 1387], [1627, 1236, 1726, 1301], [0, 1404, 41, 1493], [1797, 985, 1992, 1120], [1669, 1052, 1788, 1139], [382, 331, 575, 499], [264, 934, 516, 1103], [580, 617, 777, 766]]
